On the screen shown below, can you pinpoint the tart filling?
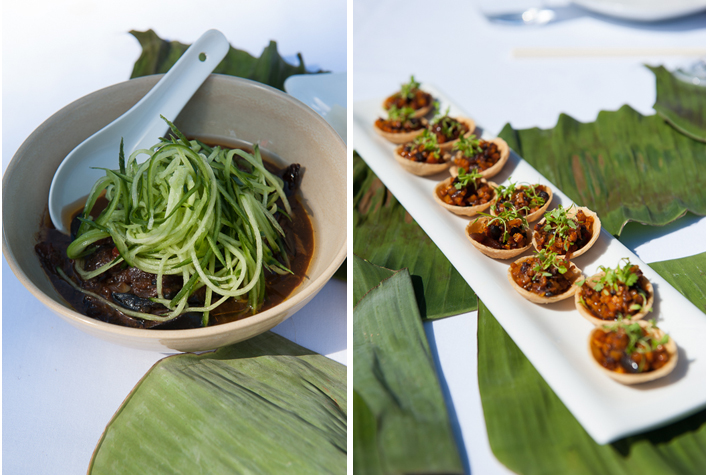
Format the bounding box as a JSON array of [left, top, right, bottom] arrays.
[[374, 106, 427, 134], [576, 258, 653, 324], [397, 129, 446, 164], [453, 137, 502, 173], [468, 209, 529, 251], [492, 181, 551, 220], [429, 107, 469, 144], [533, 205, 597, 257], [590, 320, 676, 382], [436, 168, 495, 207], [509, 250, 578, 298], [383, 75, 433, 117]]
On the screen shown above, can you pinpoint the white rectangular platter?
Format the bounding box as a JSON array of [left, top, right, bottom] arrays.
[[354, 85, 706, 445]]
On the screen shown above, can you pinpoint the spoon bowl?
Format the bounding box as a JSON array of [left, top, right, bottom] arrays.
[[48, 29, 230, 233]]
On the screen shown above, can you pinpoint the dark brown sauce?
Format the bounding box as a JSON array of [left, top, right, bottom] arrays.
[[35, 139, 314, 330]]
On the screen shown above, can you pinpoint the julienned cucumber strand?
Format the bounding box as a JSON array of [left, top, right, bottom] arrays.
[[66, 117, 292, 325]]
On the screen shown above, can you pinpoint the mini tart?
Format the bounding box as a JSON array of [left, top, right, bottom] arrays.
[[434, 117, 477, 152], [465, 218, 532, 259], [491, 184, 553, 223], [393, 145, 451, 176], [382, 92, 434, 119], [588, 320, 677, 385], [575, 272, 654, 326], [532, 206, 601, 258], [432, 178, 497, 216], [373, 118, 427, 144], [507, 255, 584, 304], [449, 137, 510, 179]]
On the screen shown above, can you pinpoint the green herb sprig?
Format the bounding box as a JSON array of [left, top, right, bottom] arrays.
[[455, 135, 483, 157], [531, 248, 569, 279], [454, 167, 482, 191], [387, 105, 415, 122], [474, 207, 528, 245], [412, 129, 441, 160], [602, 319, 670, 371], [540, 205, 578, 252], [399, 75, 421, 100]]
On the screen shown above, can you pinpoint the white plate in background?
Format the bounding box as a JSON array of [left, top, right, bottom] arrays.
[[285, 72, 347, 141], [573, 0, 705, 21], [354, 84, 706, 445]]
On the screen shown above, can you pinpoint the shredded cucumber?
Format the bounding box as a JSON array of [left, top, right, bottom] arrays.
[[65, 117, 293, 326]]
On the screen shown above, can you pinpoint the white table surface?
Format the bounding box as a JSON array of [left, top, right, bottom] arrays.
[[2, 2, 346, 474], [354, 1, 705, 474]]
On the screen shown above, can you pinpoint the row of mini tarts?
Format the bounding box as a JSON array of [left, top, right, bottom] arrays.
[[394, 134, 508, 177]]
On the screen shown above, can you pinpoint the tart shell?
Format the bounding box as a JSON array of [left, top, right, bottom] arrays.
[[532, 206, 601, 258], [465, 218, 532, 259], [373, 119, 427, 144], [507, 255, 584, 304], [575, 272, 654, 326], [432, 177, 497, 216], [588, 320, 677, 385], [491, 184, 553, 223], [393, 146, 451, 176], [449, 137, 510, 179]]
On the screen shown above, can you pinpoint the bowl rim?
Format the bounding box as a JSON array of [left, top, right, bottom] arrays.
[[2, 73, 346, 342]]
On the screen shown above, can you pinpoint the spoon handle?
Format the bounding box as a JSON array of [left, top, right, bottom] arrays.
[[123, 29, 231, 151]]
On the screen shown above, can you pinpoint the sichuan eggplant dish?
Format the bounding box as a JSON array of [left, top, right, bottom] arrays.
[[533, 205, 595, 255], [452, 137, 502, 173], [578, 258, 652, 321], [590, 320, 672, 375], [383, 75, 433, 116], [429, 107, 469, 144], [436, 168, 495, 207], [510, 250, 576, 298], [493, 181, 550, 218], [374, 105, 427, 135], [397, 129, 446, 164], [35, 119, 313, 330], [469, 209, 529, 251]]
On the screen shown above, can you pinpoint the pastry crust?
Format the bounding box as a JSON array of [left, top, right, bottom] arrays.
[[507, 255, 584, 304], [373, 120, 426, 144], [437, 117, 476, 152], [588, 320, 677, 385], [491, 183, 553, 223], [449, 137, 510, 179], [532, 206, 601, 258], [393, 146, 451, 176], [432, 177, 497, 216], [575, 272, 654, 326], [465, 218, 532, 259]]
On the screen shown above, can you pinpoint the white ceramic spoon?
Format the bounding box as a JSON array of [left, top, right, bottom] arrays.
[[48, 29, 230, 233]]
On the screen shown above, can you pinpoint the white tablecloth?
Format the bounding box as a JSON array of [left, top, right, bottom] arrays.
[[2, 2, 345, 473], [354, 1, 704, 473]]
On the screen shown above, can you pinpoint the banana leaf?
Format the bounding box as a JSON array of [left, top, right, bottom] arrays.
[[498, 106, 705, 237], [354, 152, 477, 320], [89, 332, 346, 474], [479, 252, 706, 475], [353, 255, 396, 306], [648, 65, 706, 143], [129, 29, 323, 91], [354, 268, 463, 474], [649, 252, 706, 312]]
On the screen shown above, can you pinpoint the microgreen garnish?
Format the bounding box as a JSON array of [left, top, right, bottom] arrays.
[[540, 204, 579, 252], [387, 105, 415, 122], [454, 168, 482, 191], [474, 207, 528, 245], [455, 135, 483, 157], [412, 129, 441, 160], [602, 319, 669, 361], [400, 75, 421, 100], [531, 248, 569, 278], [592, 257, 640, 292]]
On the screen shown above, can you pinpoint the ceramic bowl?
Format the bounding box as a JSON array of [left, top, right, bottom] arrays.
[[3, 74, 346, 352]]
